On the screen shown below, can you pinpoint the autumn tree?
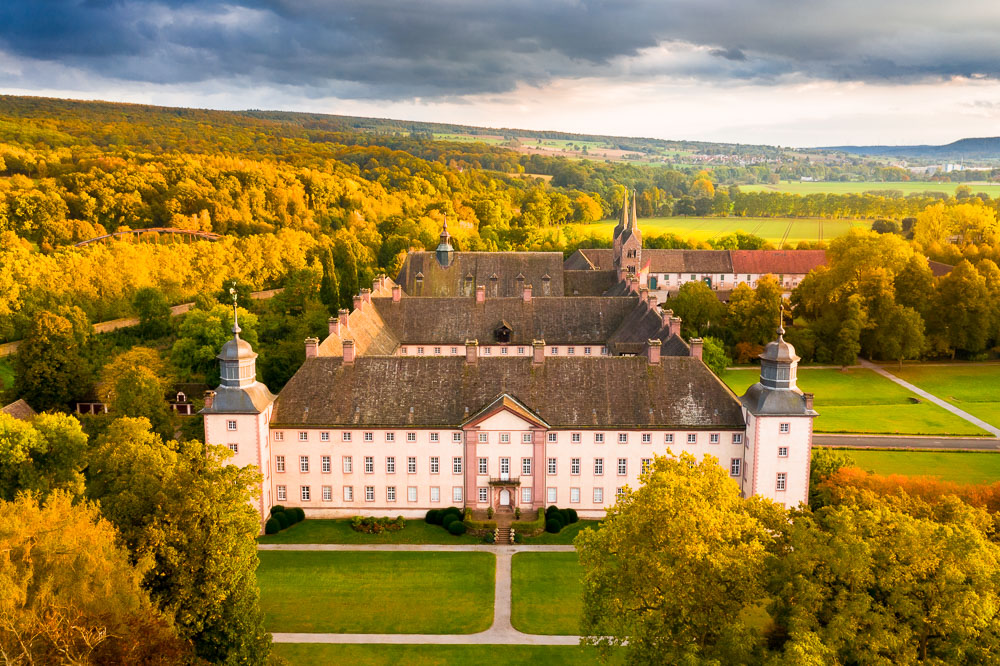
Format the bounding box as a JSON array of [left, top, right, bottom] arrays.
[[86, 417, 271, 664], [577, 452, 785, 664], [98, 347, 175, 439], [0, 412, 88, 500], [930, 260, 994, 356], [727, 275, 783, 346], [13, 310, 90, 411]]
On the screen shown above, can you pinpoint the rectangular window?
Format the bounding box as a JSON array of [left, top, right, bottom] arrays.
[[453, 487, 463, 503], [731, 458, 742, 476], [364, 431, 373, 442], [430, 457, 440, 474], [386, 486, 396, 502], [780, 423, 790, 434], [641, 458, 652, 474], [547, 487, 557, 503], [571, 433, 581, 443], [453, 432, 462, 442], [344, 486, 353, 501], [299, 431, 308, 442], [601, 347, 608, 355], [227, 420, 237, 431], [479, 487, 488, 503], [321, 431, 329, 442], [687, 433, 697, 444], [478, 458, 488, 475], [321, 455, 331, 473], [434, 347, 441, 355], [400, 347, 407, 354], [595, 433, 604, 444], [522, 432, 532, 443], [522, 458, 532, 475], [343, 456, 353, 473], [453, 457, 463, 474], [570, 487, 580, 503], [386, 457, 395, 474], [501, 432, 510, 443], [665, 433, 674, 443], [407, 432, 417, 442], [522, 487, 532, 504], [299, 456, 309, 473], [778, 447, 789, 458], [551, 346, 558, 354], [548, 433, 557, 443], [386, 432, 395, 442], [776, 473, 787, 491], [618, 433, 628, 444], [732, 433, 743, 444], [594, 458, 604, 475], [451, 347, 458, 355], [479, 432, 488, 443], [417, 346, 424, 355], [567, 346, 575, 355], [501, 346, 508, 355], [276, 485, 286, 501], [593, 488, 603, 503], [641, 433, 651, 443], [408, 457, 417, 473], [618, 458, 627, 475], [322, 485, 332, 501], [364, 456, 374, 474], [365, 486, 375, 502], [616, 487, 625, 501], [430, 486, 440, 502], [547, 458, 557, 474], [517, 347, 525, 355], [571, 458, 581, 475], [710, 433, 720, 444], [430, 432, 439, 442], [500, 458, 510, 476], [228, 443, 238, 453], [584, 346, 592, 355], [408, 486, 417, 502], [483, 347, 491, 355], [275, 455, 285, 472], [343, 432, 352, 442], [300, 485, 311, 501], [273, 431, 284, 441]]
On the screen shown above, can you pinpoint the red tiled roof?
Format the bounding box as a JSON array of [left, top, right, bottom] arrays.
[[729, 250, 827, 275]]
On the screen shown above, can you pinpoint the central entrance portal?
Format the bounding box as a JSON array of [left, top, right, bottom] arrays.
[[499, 489, 510, 507]]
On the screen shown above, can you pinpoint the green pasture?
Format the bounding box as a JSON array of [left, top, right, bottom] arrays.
[[257, 518, 480, 545], [257, 551, 494, 634], [888, 364, 1000, 429], [272, 644, 619, 665], [0, 358, 12, 391], [842, 449, 1000, 485], [721, 368, 991, 436], [565, 216, 869, 245], [527, 519, 602, 545], [741, 180, 1000, 197], [511, 552, 584, 635]]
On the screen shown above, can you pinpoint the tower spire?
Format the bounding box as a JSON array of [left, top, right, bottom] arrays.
[[229, 281, 241, 337], [436, 215, 454, 267], [629, 188, 638, 229]]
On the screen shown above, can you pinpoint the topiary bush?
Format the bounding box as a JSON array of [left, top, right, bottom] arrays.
[[546, 505, 560, 516], [426, 509, 441, 525], [291, 507, 305, 523], [545, 517, 564, 533], [447, 520, 468, 536], [566, 508, 579, 524], [270, 505, 285, 516], [560, 508, 572, 525], [442, 513, 460, 529], [443, 506, 462, 519], [483, 531, 495, 544], [264, 517, 281, 534], [274, 511, 291, 529]]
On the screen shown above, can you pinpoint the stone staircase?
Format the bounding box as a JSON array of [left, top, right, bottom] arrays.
[[496, 526, 511, 544]]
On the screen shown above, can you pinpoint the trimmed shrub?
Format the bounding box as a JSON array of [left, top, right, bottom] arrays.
[[483, 532, 495, 544], [443, 506, 463, 519], [442, 513, 460, 529], [447, 520, 468, 536], [291, 507, 305, 523], [264, 517, 281, 534], [350, 516, 406, 534], [545, 517, 564, 533], [546, 505, 560, 516], [560, 509, 572, 525], [512, 508, 546, 536], [274, 511, 291, 529], [513, 532, 524, 544], [426, 509, 441, 525], [566, 508, 579, 524], [270, 505, 286, 516]]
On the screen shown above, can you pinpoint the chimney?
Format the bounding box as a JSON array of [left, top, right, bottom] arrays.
[[532, 339, 545, 366], [648, 295, 658, 310], [475, 285, 485, 303], [328, 317, 340, 336], [629, 277, 640, 294], [647, 339, 661, 365], [669, 316, 682, 338], [523, 284, 532, 303], [203, 390, 216, 410], [618, 268, 627, 283], [343, 339, 356, 365], [392, 284, 401, 302], [804, 393, 815, 411], [373, 277, 381, 293], [353, 294, 363, 311], [361, 288, 372, 304], [465, 339, 479, 365], [690, 338, 703, 361], [339, 308, 350, 331], [305, 337, 319, 358], [662, 308, 673, 327], [639, 287, 649, 304]]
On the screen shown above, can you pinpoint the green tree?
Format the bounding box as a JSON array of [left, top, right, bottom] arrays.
[[86, 417, 271, 664], [132, 286, 172, 338], [0, 412, 88, 500], [931, 260, 993, 356], [833, 295, 865, 368], [727, 275, 783, 346], [577, 452, 785, 664], [700, 335, 731, 375], [666, 281, 726, 337], [13, 310, 89, 411], [0, 491, 189, 665], [170, 304, 258, 384]]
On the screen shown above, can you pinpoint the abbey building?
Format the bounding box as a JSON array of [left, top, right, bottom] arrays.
[[203, 214, 817, 528]]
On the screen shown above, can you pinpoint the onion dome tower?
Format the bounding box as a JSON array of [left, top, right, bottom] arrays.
[[436, 217, 455, 268]]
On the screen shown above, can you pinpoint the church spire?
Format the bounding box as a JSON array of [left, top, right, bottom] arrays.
[[217, 282, 258, 389], [629, 188, 638, 229]]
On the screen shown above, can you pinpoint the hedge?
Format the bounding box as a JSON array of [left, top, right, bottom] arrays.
[[512, 508, 546, 536], [264, 517, 281, 534], [447, 520, 468, 536]]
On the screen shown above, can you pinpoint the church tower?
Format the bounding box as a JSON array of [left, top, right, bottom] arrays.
[[436, 217, 454, 268], [739, 323, 817, 507], [612, 188, 629, 274], [619, 189, 642, 276], [201, 289, 277, 528]]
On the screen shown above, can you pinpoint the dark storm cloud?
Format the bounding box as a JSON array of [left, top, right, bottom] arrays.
[[1, 0, 999, 99]]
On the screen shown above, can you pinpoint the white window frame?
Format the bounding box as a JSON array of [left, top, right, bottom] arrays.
[[298, 431, 308, 442], [275, 455, 285, 473], [710, 433, 720, 444], [732, 433, 743, 444], [594, 458, 604, 476], [407, 432, 417, 442], [501, 432, 510, 443], [364, 456, 374, 474], [344, 486, 353, 501], [731, 458, 742, 476], [641, 433, 651, 443], [571, 458, 581, 475], [365, 486, 375, 502], [618, 433, 628, 444], [453, 432, 462, 442], [430, 486, 440, 503], [595, 433, 604, 444], [478, 458, 488, 475], [547, 458, 557, 474], [321, 431, 330, 442], [778, 447, 789, 458], [776, 473, 787, 491], [299, 456, 309, 473], [571, 433, 581, 443], [780, 423, 790, 434], [453, 457, 463, 474], [547, 432, 557, 443], [387, 486, 396, 502], [570, 487, 580, 504], [618, 458, 627, 475], [479, 432, 488, 443], [342, 431, 352, 442], [479, 487, 488, 503], [408, 456, 417, 473], [522, 432, 532, 443], [322, 485, 332, 501], [228, 443, 238, 453], [343, 456, 353, 473], [386, 456, 395, 474], [430, 457, 440, 474], [593, 488, 603, 503], [276, 485, 286, 501], [364, 431, 374, 442], [386, 432, 395, 442], [687, 433, 697, 444], [430, 432, 439, 442], [227, 420, 237, 431], [522, 457, 532, 475], [521, 487, 532, 504], [408, 486, 418, 502], [273, 431, 284, 441], [300, 485, 311, 501], [547, 487, 557, 503], [452, 486, 463, 503], [321, 455, 331, 473], [665, 433, 674, 443]]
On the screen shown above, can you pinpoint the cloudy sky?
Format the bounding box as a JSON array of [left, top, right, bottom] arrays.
[[2, 1, 1000, 146]]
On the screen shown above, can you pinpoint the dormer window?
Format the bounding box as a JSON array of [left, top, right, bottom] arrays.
[[494, 322, 512, 344]]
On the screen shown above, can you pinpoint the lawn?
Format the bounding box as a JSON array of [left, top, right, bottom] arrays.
[[841, 449, 1000, 485], [272, 644, 620, 665], [564, 216, 869, 245], [0, 357, 12, 391], [721, 367, 991, 436], [741, 180, 1000, 197], [257, 551, 494, 634], [888, 364, 1000, 429], [258, 518, 480, 545], [511, 552, 583, 635], [527, 519, 603, 545]]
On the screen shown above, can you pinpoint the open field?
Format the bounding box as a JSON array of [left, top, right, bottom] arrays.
[[257, 551, 494, 634], [888, 364, 1000, 429], [842, 449, 1000, 485], [0, 358, 12, 391], [258, 518, 480, 545], [721, 368, 991, 436], [741, 180, 1000, 197], [272, 644, 619, 665], [527, 519, 602, 545], [511, 553, 583, 635], [565, 216, 870, 245]]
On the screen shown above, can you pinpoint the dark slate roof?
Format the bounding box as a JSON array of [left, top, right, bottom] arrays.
[[729, 250, 826, 275], [271, 356, 745, 429], [567, 249, 733, 273], [564, 269, 617, 296], [1, 399, 37, 421], [202, 384, 276, 414], [607, 305, 690, 356], [563, 250, 600, 270], [396, 252, 565, 297], [371, 296, 640, 345], [928, 260, 953, 277], [740, 384, 817, 417]]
